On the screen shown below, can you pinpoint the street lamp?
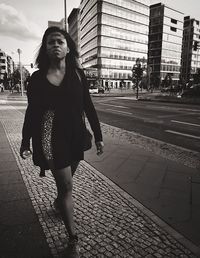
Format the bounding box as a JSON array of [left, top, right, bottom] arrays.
[[17, 48, 23, 96], [64, 0, 67, 31]]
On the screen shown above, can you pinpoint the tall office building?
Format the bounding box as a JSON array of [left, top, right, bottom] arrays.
[[80, 0, 149, 88], [0, 49, 7, 80], [148, 3, 184, 86], [181, 16, 200, 83], [0, 49, 14, 81], [68, 8, 81, 54]]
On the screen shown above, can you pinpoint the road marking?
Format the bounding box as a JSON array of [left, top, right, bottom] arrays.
[[146, 105, 200, 113], [0, 100, 27, 104], [158, 114, 181, 119], [115, 97, 137, 100], [106, 109, 132, 115], [103, 108, 165, 122], [145, 105, 177, 111], [0, 100, 7, 104], [171, 120, 200, 127], [0, 105, 26, 111], [165, 130, 200, 140], [179, 108, 200, 112], [99, 103, 129, 109]]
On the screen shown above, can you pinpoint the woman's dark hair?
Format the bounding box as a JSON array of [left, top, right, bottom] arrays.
[[35, 26, 80, 71]]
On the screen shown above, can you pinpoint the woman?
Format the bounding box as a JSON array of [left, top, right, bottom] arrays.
[[20, 26, 104, 258]]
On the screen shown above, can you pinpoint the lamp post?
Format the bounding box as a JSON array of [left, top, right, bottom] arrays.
[[17, 48, 23, 96], [196, 48, 199, 74], [147, 65, 152, 91], [64, 0, 67, 31]]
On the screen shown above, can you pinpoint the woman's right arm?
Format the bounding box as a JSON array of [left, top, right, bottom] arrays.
[[20, 74, 35, 154]]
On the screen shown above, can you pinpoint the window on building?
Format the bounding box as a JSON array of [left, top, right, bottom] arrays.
[[171, 18, 177, 24], [170, 27, 177, 32]]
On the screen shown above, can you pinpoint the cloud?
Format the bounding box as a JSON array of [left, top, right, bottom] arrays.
[[0, 3, 42, 41]]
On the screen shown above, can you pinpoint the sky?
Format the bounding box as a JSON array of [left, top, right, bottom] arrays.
[[0, 0, 80, 71], [0, 0, 200, 73]]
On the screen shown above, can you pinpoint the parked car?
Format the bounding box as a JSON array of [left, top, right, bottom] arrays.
[[89, 86, 98, 94], [89, 86, 105, 94], [177, 84, 200, 98]]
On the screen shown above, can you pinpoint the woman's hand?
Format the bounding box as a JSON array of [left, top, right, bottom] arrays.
[[20, 145, 32, 159], [95, 141, 104, 156]]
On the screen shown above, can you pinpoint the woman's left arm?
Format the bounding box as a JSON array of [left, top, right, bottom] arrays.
[[79, 69, 104, 154]]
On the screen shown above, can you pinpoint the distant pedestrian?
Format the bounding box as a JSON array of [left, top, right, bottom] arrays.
[[20, 26, 104, 258], [9, 82, 15, 93], [0, 82, 4, 92], [16, 83, 20, 93]]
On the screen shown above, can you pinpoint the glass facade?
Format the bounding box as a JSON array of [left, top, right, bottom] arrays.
[[148, 3, 184, 86], [80, 0, 149, 88], [0, 49, 14, 81], [68, 9, 81, 54], [181, 16, 200, 82]]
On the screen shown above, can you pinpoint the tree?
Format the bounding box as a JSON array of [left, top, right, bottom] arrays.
[[193, 68, 200, 84], [132, 61, 143, 99], [12, 69, 21, 85]]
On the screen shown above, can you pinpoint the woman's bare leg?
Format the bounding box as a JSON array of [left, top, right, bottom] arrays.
[[52, 166, 76, 238]]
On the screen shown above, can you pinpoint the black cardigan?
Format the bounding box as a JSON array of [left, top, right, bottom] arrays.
[[21, 67, 102, 175]]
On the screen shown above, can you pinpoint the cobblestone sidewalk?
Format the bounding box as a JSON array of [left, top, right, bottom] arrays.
[[0, 104, 198, 257]]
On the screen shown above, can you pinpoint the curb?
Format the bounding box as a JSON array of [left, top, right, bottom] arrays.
[[99, 122, 200, 169]]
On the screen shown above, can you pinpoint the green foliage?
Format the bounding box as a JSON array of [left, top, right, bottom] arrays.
[[12, 69, 21, 84]]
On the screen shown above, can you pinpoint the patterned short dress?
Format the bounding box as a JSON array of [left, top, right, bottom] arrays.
[[41, 109, 55, 161]]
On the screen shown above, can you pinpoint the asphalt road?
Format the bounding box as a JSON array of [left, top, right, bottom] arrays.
[[93, 96, 200, 152]]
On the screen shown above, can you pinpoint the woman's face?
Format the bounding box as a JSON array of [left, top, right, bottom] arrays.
[[46, 32, 69, 60]]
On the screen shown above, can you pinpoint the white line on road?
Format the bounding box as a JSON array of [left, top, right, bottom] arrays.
[[106, 109, 132, 115], [145, 105, 177, 111], [146, 105, 200, 113], [99, 103, 129, 109], [0, 100, 27, 104], [115, 96, 137, 100], [105, 108, 158, 122], [165, 130, 200, 140], [0, 100, 7, 104], [171, 120, 200, 127], [0, 105, 26, 111]]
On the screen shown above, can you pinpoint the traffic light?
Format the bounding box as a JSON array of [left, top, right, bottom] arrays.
[[30, 63, 33, 68], [193, 41, 199, 51]]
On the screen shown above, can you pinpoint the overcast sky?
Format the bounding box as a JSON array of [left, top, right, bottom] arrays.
[[0, 0, 200, 71], [0, 0, 81, 69]]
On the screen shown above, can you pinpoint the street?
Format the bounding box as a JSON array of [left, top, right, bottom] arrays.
[[93, 96, 200, 152]]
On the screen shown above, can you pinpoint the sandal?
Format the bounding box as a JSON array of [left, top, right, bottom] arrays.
[[52, 199, 60, 213]]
